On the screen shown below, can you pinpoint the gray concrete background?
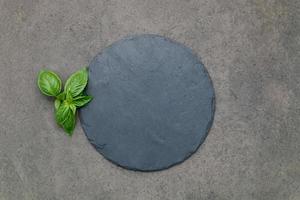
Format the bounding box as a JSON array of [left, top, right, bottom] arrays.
[[0, 0, 299, 199]]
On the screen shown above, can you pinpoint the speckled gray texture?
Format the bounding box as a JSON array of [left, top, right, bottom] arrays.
[[79, 34, 215, 171], [0, 0, 299, 199]]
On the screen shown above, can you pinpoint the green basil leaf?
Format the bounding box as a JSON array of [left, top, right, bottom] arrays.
[[54, 99, 61, 111], [38, 70, 62, 96], [55, 101, 72, 125], [64, 67, 88, 98], [55, 101, 76, 135], [62, 111, 76, 136], [73, 95, 93, 107]]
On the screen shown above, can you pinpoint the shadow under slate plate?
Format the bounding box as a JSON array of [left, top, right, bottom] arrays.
[[79, 34, 215, 171]]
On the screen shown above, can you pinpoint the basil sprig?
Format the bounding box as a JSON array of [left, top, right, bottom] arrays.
[[37, 67, 93, 136]]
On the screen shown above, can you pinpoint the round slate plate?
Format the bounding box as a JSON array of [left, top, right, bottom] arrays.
[[79, 34, 215, 171]]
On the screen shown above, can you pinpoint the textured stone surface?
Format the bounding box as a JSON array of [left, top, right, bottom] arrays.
[[80, 34, 215, 171], [0, 0, 299, 199]]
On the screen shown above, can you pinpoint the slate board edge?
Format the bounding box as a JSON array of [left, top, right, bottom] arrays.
[[79, 34, 216, 172]]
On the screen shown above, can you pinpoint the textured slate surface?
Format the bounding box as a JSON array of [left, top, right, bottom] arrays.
[[79, 34, 215, 171]]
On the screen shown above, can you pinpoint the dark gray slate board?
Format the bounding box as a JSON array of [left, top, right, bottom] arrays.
[[79, 34, 215, 171]]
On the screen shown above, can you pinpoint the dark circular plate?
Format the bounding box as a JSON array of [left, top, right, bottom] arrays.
[[79, 34, 215, 171]]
